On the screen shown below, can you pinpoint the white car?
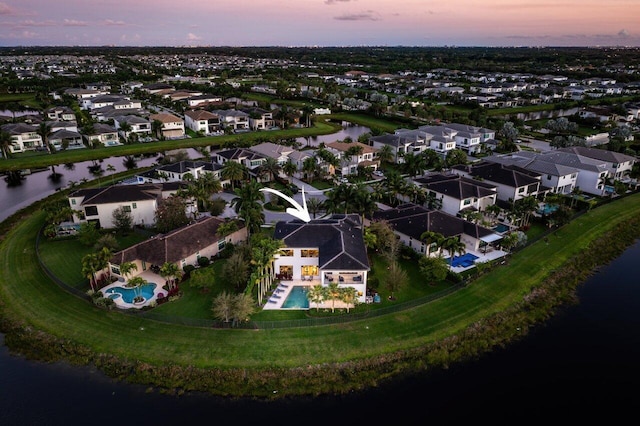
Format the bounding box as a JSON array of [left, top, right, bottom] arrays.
[[373, 170, 384, 177]]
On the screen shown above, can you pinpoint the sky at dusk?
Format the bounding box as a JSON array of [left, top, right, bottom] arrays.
[[1, 0, 639, 48]]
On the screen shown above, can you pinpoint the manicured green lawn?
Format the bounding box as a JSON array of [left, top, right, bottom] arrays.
[[3, 176, 640, 371]]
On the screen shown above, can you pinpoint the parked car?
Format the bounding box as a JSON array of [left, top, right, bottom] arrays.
[[373, 170, 384, 177]]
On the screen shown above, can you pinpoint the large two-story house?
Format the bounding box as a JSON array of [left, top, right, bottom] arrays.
[[184, 109, 222, 135], [1, 122, 44, 153], [370, 203, 504, 260], [68, 182, 182, 229], [452, 161, 543, 206], [413, 173, 498, 217], [325, 141, 379, 176], [273, 214, 370, 304], [149, 112, 185, 139]]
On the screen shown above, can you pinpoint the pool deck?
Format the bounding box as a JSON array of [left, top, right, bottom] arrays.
[[447, 248, 509, 273], [263, 280, 313, 310], [100, 270, 167, 309]]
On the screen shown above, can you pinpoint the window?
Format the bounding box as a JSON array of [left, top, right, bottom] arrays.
[[463, 199, 471, 205], [132, 203, 137, 209], [279, 249, 294, 256], [547, 175, 552, 180], [518, 187, 525, 193], [122, 205, 132, 213], [71, 199, 76, 205], [84, 206, 98, 216], [301, 249, 319, 257], [218, 239, 226, 250]]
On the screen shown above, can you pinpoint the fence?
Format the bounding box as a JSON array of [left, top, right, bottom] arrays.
[[35, 188, 639, 330]]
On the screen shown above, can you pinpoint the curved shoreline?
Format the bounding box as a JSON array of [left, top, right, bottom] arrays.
[[2, 188, 640, 398]]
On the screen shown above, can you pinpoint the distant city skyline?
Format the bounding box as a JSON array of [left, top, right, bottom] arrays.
[[1, 0, 639, 48]]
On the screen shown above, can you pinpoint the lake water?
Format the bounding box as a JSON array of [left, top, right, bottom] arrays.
[[0, 124, 370, 222], [1, 238, 639, 424]]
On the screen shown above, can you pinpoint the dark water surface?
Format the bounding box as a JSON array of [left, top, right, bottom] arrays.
[[2, 240, 639, 425]]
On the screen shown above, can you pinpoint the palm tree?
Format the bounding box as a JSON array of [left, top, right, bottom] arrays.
[[340, 287, 358, 313], [230, 180, 265, 236], [307, 284, 326, 312], [118, 121, 132, 143], [306, 197, 324, 219], [106, 164, 116, 185], [302, 156, 319, 183], [126, 276, 148, 302], [159, 262, 183, 291], [122, 155, 137, 170], [282, 160, 298, 183], [0, 130, 13, 159], [221, 161, 247, 190], [326, 282, 342, 313], [181, 172, 222, 218], [420, 231, 445, 257], [257, 157, 282, 183], [81, 253, 102, 291], [119, 261, 138, 282], [442, 237, 466, 264], [377, 144, 394, 166], [37, 122, 53, 154], [151, 119, 164, 140]]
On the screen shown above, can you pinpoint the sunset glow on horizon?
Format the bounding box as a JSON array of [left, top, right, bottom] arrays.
[[1, 0, 639, 47]]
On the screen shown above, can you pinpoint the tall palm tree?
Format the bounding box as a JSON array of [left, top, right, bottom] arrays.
[[282, 160, 298, 183], [441, 237, 466, 264], [326, 282, 342, 313], [230, 180, 265, 236], [306, 197, 324, 219], [181, 172, 222, 218], [420, 231, 445, 257], [119, 261, 138, 281], [81, 253, 102, 291], [0, 130, 13, 159], [151, 119, 164, 140], [257, 157, 282, 183], [302, 156, 319, 183], [307, 284, 326, 312], [377, 144, 394, 166], [37, 121, 53, 154], [221, 161, 247, 190], [118, 121, 132, 143]]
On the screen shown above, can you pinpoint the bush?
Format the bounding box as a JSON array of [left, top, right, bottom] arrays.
[[218, 242, 235, 259], [197, 256, 210, 267]]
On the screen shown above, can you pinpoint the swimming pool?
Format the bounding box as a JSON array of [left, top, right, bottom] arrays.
[[105, 283, 157, 304], [492, 223, 510, 233], [445, 253, 479, 268], [281, 285, 310, 309], [538, 203, 559, 215]]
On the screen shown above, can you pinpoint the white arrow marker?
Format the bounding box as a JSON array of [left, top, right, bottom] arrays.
[[260, 187, 311, 223]]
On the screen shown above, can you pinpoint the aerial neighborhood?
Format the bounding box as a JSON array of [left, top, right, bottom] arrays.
[[1, 47, 639, 317]]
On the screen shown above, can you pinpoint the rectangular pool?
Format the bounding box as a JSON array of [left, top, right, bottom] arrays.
[[281, 285, 310, 309]]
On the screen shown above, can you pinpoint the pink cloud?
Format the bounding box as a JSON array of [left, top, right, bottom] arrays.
[[187, 33, 202, 41], [63, 19, 88, 27], [103, 19, 126, 26], [0, 2, 14, 14]]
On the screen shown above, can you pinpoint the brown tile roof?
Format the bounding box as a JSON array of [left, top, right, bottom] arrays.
[[110, 216, 238, 266]]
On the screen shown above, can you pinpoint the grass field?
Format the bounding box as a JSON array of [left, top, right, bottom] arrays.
[[2, 192, 639, 370]]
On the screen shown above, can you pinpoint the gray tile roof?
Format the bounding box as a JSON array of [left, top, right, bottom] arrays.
[[273, 214, 370, 271], [415, 173, 497, 200], [371, 203, 494, 241]]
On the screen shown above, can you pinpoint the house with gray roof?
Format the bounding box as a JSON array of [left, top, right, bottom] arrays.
[[452, 161, 542, 205], [370, 203, 505, 262], [414, 173, 498, 216], [558, 146, 635, 181], [0, 122, 43, 153], [49, 129, 85, 151], [68, 182, 182, 229], [273, 214, 370, 303]]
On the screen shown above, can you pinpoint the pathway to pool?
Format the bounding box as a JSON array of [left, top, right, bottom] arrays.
[[446, 247, 509, 273]]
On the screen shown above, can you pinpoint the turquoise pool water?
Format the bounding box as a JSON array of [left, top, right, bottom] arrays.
[[492, 223, 510, 233], [281, 285, 310, 309], [539, 204, 559, 215], [105, 283, 156, 303], [444, 253, 479, 268]]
